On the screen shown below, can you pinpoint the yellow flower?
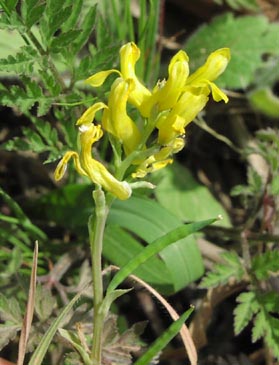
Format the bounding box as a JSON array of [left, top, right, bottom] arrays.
[[132, 148, 173, 178], [156, 89, 208, 145], [132, 138, 184, 178], [76, 102, 107, 125], [141, 50, 189, 117], [101, 78, 141, 155], [54, 106, 131, 200], [154, 48, 231, 145], [85, 42, 151, 115], [186, 48, 230, 103]]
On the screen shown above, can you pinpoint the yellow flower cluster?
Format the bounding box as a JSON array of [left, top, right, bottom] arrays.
[[54, 42, 230, 200]]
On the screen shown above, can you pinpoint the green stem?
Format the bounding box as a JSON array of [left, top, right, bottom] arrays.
[[89, 188, 109, 364]]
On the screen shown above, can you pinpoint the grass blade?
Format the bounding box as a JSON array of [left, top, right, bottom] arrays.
[[134, 307, 194, 365], [28, 288, 87, 365], [107, 217, 217, 293]]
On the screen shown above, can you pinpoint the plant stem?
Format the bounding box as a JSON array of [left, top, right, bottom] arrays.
[[89, 188, 109, 364]]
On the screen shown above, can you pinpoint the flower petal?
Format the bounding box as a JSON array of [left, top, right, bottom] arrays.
[[85, 69, 120, 87], [132, 150, 173, 178], [186, 48, 230, 84], [157, 90, 208, 145], [141, 50, 189, 117], [54, 151, 86, 181], [119, 42, 151, 111], [79, 123, 131, 199], [206, 81, 229, 103], [86, 158, 132, 200], [102, 78, 141, 155], [76, 102, 108, 125]]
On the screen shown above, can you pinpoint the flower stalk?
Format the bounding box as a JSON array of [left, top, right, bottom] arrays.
[[89, 188, 109, 363]]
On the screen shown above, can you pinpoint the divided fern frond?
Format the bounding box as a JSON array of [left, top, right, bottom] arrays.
[[3, 119, 64, 163], [252, 310, 265, 342], [252, 250, 279, 280], [252, 303, 279, 359], [20, 0, 46, 29], [233, 290, 279, 360], [62, 0, 82, 31], [234, 291, 259, 334], [0, 78, 55, 116], [0, 46, 38, 75], [0, 11, 24, 30], [71, 4, 97, 54], [200, 251, 245, 288], [0, 0, 19, 13]]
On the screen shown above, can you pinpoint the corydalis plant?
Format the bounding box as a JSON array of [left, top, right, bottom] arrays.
[[55, 42, 230, 197], [53, 42, 230, 365]]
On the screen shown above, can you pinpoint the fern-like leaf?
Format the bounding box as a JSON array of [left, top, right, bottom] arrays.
[[252, 250, 279, 280], [71, 4, 97, 54], [0, 78, 54, 116], [21, 0, 46, 28], [252, 307, 279, 359], [200, 251, 245, 288], [234, 291, 259, 334], [0, 46, 37, 74], [1, 0, 19, 13]]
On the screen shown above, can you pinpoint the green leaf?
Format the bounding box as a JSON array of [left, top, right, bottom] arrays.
[[103, 225, 173, 291], [0, 81, 53, 116], [50, 29, 82, 51], [39, 71, 61, 96], [252, 305, 279, 359], [107, 216, 217, 294], [134, 307, 194, 365], [0, 45, 37, 74], [108, 196, 206, 293], [102, 315, 146, 365], [252, 311, 265, 342], [252, 250, 279, 280], [200, 251, 245, 288], [252, 56, 279, 89], [0, 324, 21, 350], [0, 12, 25, 30], [75, 42, 120, 80], [184, 13, 279, 89], [21, 0, 46, 28], [153, 162, 231, 227], [95, 12, 111, 50], [59, 329, 91, 365], [248, 88, 279, 118], [61, 0, 83, 32], [247, 166, 263, 193], [234, 291, 258, 335], [30, 118, 59, 147], [100, 289, 132, 317], [2, 137, 30, 152], [72, 5, 97, 53], [40, 5, 72, 45], [28, 289, 86, 365], [1, 0, 18, 13], [35, 285, 56, 322], [0, 293, 22, 324], [22, 128, 46, 152]]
